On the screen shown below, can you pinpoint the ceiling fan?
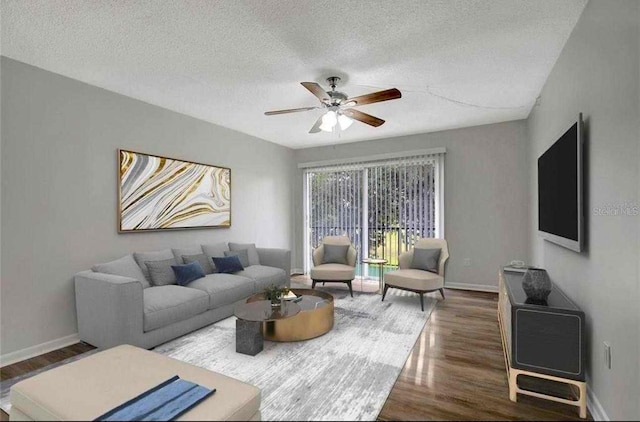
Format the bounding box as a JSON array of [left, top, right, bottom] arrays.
[[264, 76, 401, 133]]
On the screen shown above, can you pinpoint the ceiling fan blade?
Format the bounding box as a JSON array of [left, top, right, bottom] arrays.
[[309, 115, 324, 133], [301, 82, 330, 102], [264, 106, 318, 116], [347, 88, 401, 107], [343, 109, 385, 127]]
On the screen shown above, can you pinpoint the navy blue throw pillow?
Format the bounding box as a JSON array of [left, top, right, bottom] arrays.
[[171, 261, 206, 286], [212, 255, 244, 274]]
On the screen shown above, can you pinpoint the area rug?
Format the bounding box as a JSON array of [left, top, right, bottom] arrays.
[[154, 288, 435, 421], [1, 288, 434, 420]]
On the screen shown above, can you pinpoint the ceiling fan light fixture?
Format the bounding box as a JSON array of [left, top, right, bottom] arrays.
[[338, 113, 353, 130], [319, 110, 338, 132]]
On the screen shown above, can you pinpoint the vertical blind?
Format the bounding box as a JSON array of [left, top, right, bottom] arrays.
[[303, 150, 445, 273]]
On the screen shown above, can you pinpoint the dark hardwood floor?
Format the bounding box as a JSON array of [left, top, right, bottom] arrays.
[[1, 287, 589, 421], [0, 342, 95, 421], [377, 288, 590, 421]]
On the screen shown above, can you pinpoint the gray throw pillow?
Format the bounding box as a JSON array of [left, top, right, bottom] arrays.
[[92, 254, 149, 288], [410, 248, 441, 274], [182, 253, 214, 275], [145, 257, 178, 286], [228, 242, 260, 266], [322, 244, 349, 265], [224, 250, 250, 268], [134, 249, 175, 282]]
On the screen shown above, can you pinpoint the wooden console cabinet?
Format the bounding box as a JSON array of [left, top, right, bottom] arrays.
[[498, 268, 587, 418]]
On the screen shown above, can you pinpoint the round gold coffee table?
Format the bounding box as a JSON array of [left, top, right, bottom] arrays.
[[246, 289, 334, 342]]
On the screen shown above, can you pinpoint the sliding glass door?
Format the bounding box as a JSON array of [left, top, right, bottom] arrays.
[[367, 160, 437, 267], [303, 152, 444, 277], [307, 168, 364, 262]]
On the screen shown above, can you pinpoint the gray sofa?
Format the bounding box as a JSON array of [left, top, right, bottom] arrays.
[[74, 242, 291, 350]]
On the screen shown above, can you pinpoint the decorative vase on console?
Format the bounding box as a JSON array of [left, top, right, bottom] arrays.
[[522, 268, 552, 301]]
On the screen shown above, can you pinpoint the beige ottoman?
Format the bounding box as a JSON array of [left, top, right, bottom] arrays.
[[9, 345, 261, 421]]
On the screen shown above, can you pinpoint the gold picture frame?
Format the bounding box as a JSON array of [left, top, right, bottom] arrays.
[[118, 149, 231, 232]]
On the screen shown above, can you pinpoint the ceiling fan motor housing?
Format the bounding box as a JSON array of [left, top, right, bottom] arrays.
[[327, 90, 348, 105], [325, 76, 347, 105]]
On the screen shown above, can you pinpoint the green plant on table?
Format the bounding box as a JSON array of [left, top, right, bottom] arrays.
[[264, 285, 290, 304]]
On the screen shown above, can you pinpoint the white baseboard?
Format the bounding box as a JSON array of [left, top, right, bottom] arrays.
[[587, 386, 609, 421], [445, 282, 498, 293], [290, 268, 304, 275], [0, 333, 80, 368]]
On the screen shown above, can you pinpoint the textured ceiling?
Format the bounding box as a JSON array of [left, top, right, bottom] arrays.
[[1, 0, 586, 149]]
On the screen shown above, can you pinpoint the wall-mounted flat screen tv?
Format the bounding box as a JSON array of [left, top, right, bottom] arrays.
[[537, 113, 584, 252]]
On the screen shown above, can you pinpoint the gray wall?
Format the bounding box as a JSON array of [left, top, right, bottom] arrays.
[[0, 58, 294, 356], [526, 1, 639, 419], [293, 121, 530, 290]]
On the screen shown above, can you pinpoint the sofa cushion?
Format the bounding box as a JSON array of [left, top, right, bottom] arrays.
[[228, 243, 260, 266], [145, 257, 178, 286], [92, 254, 149, 288], [224, 249, 250, 268], [172, 261, 206, 286], [235, 265, 287, 292], [134, 249, 175, 282], [310, 263, 355, 281], [213, 256, 244, 274], [187, 274, 254, 309], [172, 246, 204, 263], [202, 242, 229, 259], [143, 285, 209, 332], [385, 269, 444, 291], [201, 242, 229, 272], [182, 253, 214, 275]]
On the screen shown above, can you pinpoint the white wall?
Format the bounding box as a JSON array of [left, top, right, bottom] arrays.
[[526, 1, 639, 419], [0, 57, 294, 356], [293, 121, 530, 290]]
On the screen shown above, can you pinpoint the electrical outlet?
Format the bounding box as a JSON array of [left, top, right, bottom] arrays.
[[463, 258, 471, 267], [603, 342, 612, 369]]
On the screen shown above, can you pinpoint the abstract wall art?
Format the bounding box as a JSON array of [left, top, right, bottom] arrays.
[[118, 150, 231, 232]]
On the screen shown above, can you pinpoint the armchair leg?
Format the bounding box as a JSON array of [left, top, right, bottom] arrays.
[[382, 285, 390, 301], [419, 293, 424, 312], [312, 280, 316, 290], [439, 288, 445, 300], [346, 281, 353, 298]]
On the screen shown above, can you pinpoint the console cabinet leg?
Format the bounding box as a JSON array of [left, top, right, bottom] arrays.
[[509, 371, 518, 402], [578, 382, 587, 419]]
